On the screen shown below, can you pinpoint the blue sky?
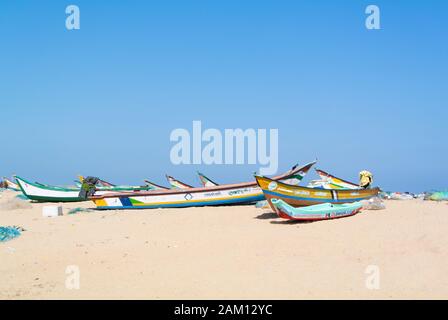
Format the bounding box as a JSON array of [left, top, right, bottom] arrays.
[[0, 1, 446, 192]]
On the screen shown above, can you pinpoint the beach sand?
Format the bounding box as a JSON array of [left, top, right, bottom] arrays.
[[0, 190, 447, 300]]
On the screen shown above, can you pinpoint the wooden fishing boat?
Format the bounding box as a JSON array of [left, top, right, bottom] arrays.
[[2, 177, 20, 191], [197, 172, 219, 187], [196, 165, 311, 188], [90, 161, 317, 210], [144, 176, 193, 190], [309, 169, 359, 190], [255, 175, 379, 211], [144, 179, 170, 190], [271, 198, 363, 221], [166, 175, 194, 189], [15, 176, 154, 202]]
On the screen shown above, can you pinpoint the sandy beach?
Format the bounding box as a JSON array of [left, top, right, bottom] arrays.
[[0, 190, 447, 300]]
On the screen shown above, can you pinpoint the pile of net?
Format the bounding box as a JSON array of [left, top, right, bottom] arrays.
[[0, 226, 23, 242]]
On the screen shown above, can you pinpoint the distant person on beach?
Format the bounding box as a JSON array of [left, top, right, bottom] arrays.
[[359, 171, 373, 189]]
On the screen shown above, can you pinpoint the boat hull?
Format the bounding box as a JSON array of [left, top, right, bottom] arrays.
[[16, 177, 82, 202], [271, 199, 363, 221], [93, 186, 264, 209], [15, 176, 153, 203]]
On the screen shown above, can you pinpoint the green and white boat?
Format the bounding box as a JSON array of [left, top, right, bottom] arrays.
[[15, 176, 154, 203], [2, 177, 20, 191]]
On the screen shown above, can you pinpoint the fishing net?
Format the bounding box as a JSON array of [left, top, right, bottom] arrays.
[[429, 192, 448, 201], [0, 226, 22, 242], [15, 194, 29, 201], [68, 207, 94, 215]]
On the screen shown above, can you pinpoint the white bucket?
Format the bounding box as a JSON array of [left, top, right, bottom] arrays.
[[42, 206, 63, 217]]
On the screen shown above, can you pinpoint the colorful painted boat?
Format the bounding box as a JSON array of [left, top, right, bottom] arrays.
[[91, 161, 317, 210], [15, 176, 154, 202], [271, 199, 363, 221], [256, 175, 379, 211], [308, 169, 359, 190]]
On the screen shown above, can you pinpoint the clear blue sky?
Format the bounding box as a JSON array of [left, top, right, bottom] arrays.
[[0, 1, 446, 192]]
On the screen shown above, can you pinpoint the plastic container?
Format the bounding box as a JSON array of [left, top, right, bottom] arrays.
[[42, 206, 63, 217]]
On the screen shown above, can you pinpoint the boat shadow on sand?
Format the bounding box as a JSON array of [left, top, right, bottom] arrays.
[[254, 211, 317, 225]]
